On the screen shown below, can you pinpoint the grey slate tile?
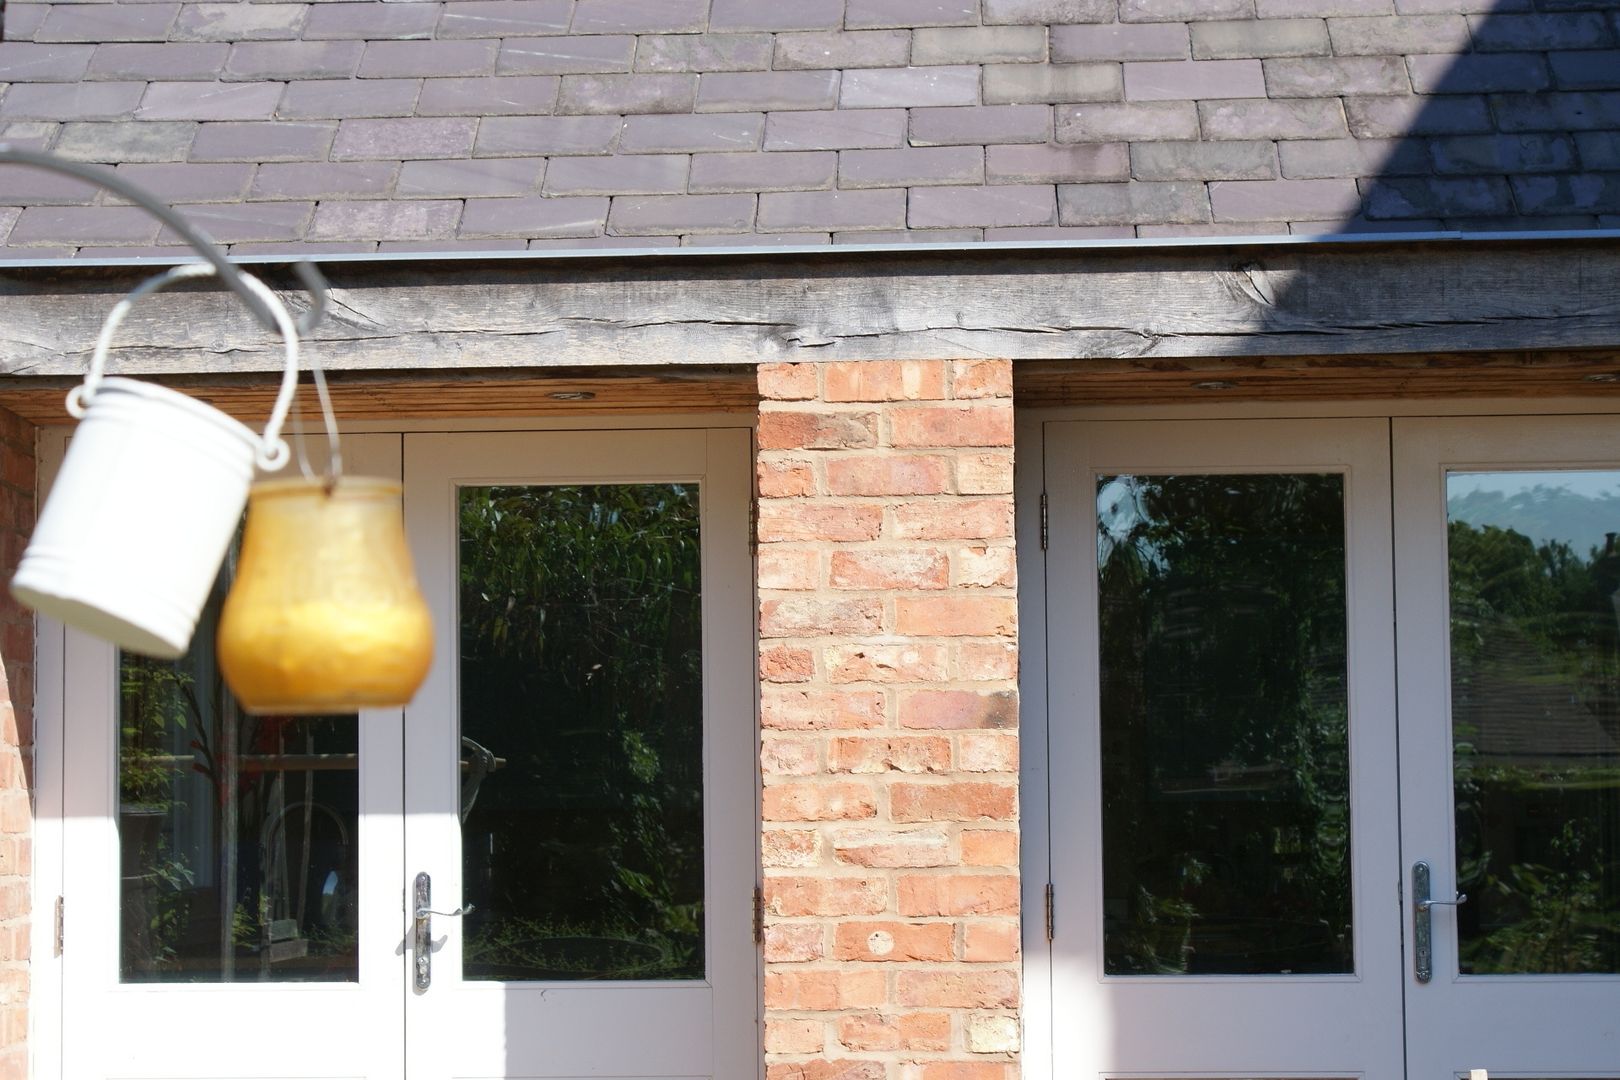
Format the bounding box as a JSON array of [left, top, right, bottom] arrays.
[[278, 78, 420, 119], [1197, 97, 1347, 139], [388, 237, 527, 251], [332, 116, 477, 159], [1409, 53, 1551, 95], [190, 120, 336, 161], [846, 0, 978, 29], [309, 199, 461, 240], [359, 40, 498, 79], [1395, 0, 1530, 13], [0, 43, 97, 81], [397, 157, 544, 196], [0, 5, 49, 41], [910, 183, 1057, 226], [569, 0, 708, 35], [986, 223, 1136, 238], [1057, 100, 1198, 141], [437, 1, 573, 39], [57, 120, 197, 161], [1125, 59, 1265, 100], [758, 187, 907, 229], [1490, 91, 1620, 132], [1264, 56, 1407, 97], [304, 2, 442, 40], [459, 195, 609, 237], [499, 36, 635, 75], [173, 4, 309, 43], [1360, 176, 1513, 218], [416, 75, 559, 116], [112, 162, 255, 202], [710, 0, 845, 32], [160, 199, 314, 242], [0, 82, 146, 121], [1058, 179, 1209, 224], [840, 145, 984, 187], [698, 71, 839, 113], [691, 231, 831, 245], [688, 150, 837, 192], [1345, 93, 1492, 136], [764, 108, 906, 149], [1551, 52, 1620, 93], [557, 72, 696, 113], [984, 0, 1112, 22], [250, 160, 396, 198], [475, 114, 622, 156], [87, 42, 229, 81], [9, 206, 161, 245], [1278, 137, 1429, 178], [1053, 23, 1188, 62], [1429, 133, 1576, 174], [1209, 177, 1361, 220], [774, 30, 912, 70], [1132, 139, 1276, 180], [1468, 13, 1615, 52], [1577, 131, 1620, 170], [544, 153, 688, 194], [528, 234, 679, 248], [608, 193, 757, 234], [915, 26, 1048, 65], [1190, 18, 1327, 58], [836, 227, 982, 242], [1510, 173, 1620, 215], [985, 63, 1121, 103], [36, 4, 180, 43], [912, 103, 1052, 144], [636, 34, 773, 73], [1258, 0, 1387, 13], [225, 41, 364, 80], [1325, 15, 1467, 55], [621, 112, 764, 152], [986, 141, 1128, 182], [230, 240, 378, 255], [0, 123, 62, 153], [137, 82, 284, 121], [1120, 0, 1254, 21], [842, 66, 980, 108]]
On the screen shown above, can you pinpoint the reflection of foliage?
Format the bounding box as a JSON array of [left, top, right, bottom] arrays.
[[1098, 474, 1352, 975], [458, 485, 704, 981], [1448, 514, 1620, 974]]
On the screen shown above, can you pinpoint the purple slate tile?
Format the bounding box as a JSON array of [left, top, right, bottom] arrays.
[[608, 192, 756, 234], [1052, 23, 1189, 62], [332, 116, 476, 160], [636, 34, 773, 73], [309, 199, 461, 241], [249, 161, 396, 198], [0, 81, 146, 120], [359, 40, 497, 79], [9, 206, 161, 245], [910, 183, 1057, 227], [688, 150, 836, 192], [36, 4, 180, 43], [544, 153, 688, 194], [1469, 13, 1616, 52], [230, 241, 378, 255], [137, 82, 284, 121], [0, 43, 97, 81], [710, 0, 844, 31], [460, 195, 609, 237], [160, 200, 313, 243], [910, 103, 1051, 145], [1057, 180, 1209, 224], [841, 66, 980, 108], [1409, 53, 1551, 95], [475, 114, 623, 155], [774, 30, 912, 70], [173, 4, 309, 42], [498, 35, 634, 75], [569, 0, 708, 35], [397, 157, 545, 197], [620, 112, 764, 152], [56, 120, 197, 161], [1549, 52, 1620, 93], [112, 162, 254, 202], [1577, 132, 1620, 171], [438, 1, 572, 38], [277, 78, 421, 119], [1491, 92, 1620, 133], [847, 0, 978, 29], [304, 2, 443, 40], [698, 70, 839, 112], [87, 42, 229, 81], [839, 145, 984, 188], [758, 188, 906, 229], [1124, 59, 1265, 100], [764, 108, 906, 150], [987, 142, 1128, 182], [557, 72, 696, 114], [225, 41, 364, 81], [416, 75, 559, 116], [0, 166, 103, 205], [1, 4, 49, 40], [72, 245, 199, 258], [1210, 178, 1362, 221], [189, 120, 337, 162]]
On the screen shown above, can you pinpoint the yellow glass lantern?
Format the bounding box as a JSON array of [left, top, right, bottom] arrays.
[[218, 477, 433, 714]]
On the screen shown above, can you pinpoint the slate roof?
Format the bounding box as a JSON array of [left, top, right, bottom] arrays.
[[0, 0, 1617, 256]]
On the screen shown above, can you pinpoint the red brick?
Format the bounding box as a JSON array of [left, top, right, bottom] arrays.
[[761, 737, 819, 776], [891, 781, 1016, 822], [956, 641, 1017, 681], [895, 596, 1016, 637], [758, 458, 817, 497], [760, 548, 819, 590], [825, 454, 950, 496], [829, 736, 950, 775], [761, 597, 883, 637], [824, 360, 946, 402], [958, 731, 1019, 773], [758, 502, 883, 543], [902, 1063, 1015, 1080], [759, 410, 879, 450], [949, 359, 1012, 399], [892, 499, 1012, 541], [763, 828, 823, 868], [899, 690, 1016, 730], [955, 451, 1014, 494], [898, 874, 1019, 917], [896, 969, 1019, 1009], [888, 405, 1013, 448], [765, 1017, 825, 1054], [764, 875, 887, 917], [832, 825, 951, 868], [834, 920, 952, 962], [763, 781, 878, 822], [962, 919, 1021, 962], [825, 643, 949, 684], [838, 1010, 952, 1051], [762, 688, 886, 730], [759, 362, 818, 401], [762, 644, 816, 683], [763, 923, 825, 963], [829, 549, 948, 591], [952, 544, 1016, 587], [767, 1061, 886, 1080], [764, 969, 887, 1011], [961, 829, 1018, 867]]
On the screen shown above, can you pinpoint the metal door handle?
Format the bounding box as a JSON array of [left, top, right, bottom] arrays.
[[1412, 860, 1466, 983], [413, 872, 472, 991]]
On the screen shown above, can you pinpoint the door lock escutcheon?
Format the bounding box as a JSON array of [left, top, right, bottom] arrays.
[[1412, 860, 1467, 984], [413, 872, 473, 991]]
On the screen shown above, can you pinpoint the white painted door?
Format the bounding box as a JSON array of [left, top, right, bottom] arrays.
[[1393, 416, 1620, 1079], [401, 429, 757, 1080], [1042, 418, 1406, 1077], [60, 434, 407, 1080]]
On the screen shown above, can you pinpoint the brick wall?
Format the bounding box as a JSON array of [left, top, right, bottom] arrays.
[[0, 405, 33, 1080], [756, 360, 1020, 1079]]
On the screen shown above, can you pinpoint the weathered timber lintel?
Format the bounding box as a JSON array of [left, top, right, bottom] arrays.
[[2, 238, 1618, 379]]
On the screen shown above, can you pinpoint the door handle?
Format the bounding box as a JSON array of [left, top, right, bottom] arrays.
[[413, 872, 474, 991], [1412, 860, 1467, 983]]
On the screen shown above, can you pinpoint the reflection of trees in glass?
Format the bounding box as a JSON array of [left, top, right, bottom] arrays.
[[1448, 508, 1620, 975], [458, 484, 704, 981], [1098, 474, 1352, 975]]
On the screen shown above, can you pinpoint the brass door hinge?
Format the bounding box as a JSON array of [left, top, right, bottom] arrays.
[[752, 885, 765, 945], [1044, 882, 1055, 942], [1039, 491, 1049, 551]]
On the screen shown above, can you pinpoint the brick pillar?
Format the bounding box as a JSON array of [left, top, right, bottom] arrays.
[[757, 360, 1019, 1080], [0, 405, 33, 1080]]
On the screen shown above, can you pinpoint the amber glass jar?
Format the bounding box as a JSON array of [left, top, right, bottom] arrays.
[[218, 477, 433, 714]]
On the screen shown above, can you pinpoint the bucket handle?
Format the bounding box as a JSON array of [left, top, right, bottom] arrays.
[[66, 263, 299, 471]]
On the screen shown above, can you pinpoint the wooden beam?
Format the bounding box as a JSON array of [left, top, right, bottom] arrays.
[[2, 238, 1619, 380]]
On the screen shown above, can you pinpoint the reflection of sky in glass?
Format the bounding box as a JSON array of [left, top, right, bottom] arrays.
[[1448, 470, 1620, 555]]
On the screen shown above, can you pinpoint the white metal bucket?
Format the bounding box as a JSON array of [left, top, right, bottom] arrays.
[[10, 264, 300, 659]]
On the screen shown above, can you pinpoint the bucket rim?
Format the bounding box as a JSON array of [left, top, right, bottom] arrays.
[[88, 376, 260, 445], [250, 475, 403, 500]]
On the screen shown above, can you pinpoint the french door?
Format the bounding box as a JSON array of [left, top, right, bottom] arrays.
[[55, 427, 757, 1080], [1039, 415, 1620, 1078]]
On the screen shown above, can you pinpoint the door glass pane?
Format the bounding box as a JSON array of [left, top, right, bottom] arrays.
[[120, 561, 359, 983], [458, 484, 704, 982], [1448, 470, 1620, 975], [1097, 474, 1353, 975]]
